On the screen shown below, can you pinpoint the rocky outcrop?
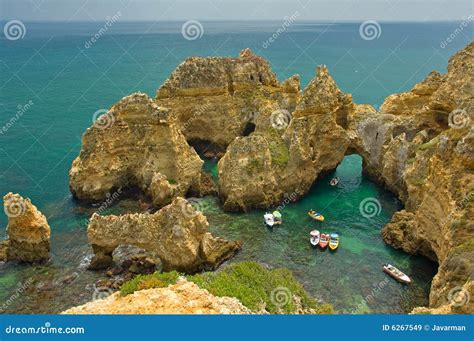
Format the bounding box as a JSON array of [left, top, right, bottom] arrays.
[[381, 128, 473, 314], [62, 278, 251, 314], [217, 66, 354, 211], [351, 41, 473, 198], [1, 193, 51, 263], [69, 93, 203, 207], [87, 197, 241, 273], [218, 42, 473, 314], [69, 43, 472, 314], [156, 48, 300, 149]]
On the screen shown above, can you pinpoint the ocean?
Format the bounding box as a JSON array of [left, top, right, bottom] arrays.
[[0, 21, 469, 313]]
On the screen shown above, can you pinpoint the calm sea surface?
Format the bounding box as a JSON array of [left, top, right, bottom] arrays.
[[1, 21, 468, 313]]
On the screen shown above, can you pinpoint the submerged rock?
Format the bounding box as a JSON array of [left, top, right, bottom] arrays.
[[1, 193, 51, 263], [87, 197, 241, 273], [69, 93, 203, 207]]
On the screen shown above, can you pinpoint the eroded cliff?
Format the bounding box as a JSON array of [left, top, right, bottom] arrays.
[[70, 93, 203, 207], [87, 197, 241, 273], [1, 193, 51, 263]]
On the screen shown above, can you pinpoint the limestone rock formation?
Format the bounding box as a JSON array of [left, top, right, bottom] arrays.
[[1, 193, 51, 263], [381, 128, 473, 314], [381, 42, 473, 131], [156, 48, 301, 149], [69, 93, 203, 206], [87, 197, 241, 273], [218, 66, 354, 211], [349, 41, 473, 199], [62, 277, 251, 314], [217, 43, 473, 314]]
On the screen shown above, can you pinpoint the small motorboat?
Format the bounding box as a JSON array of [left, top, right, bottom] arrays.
[[272, 210, 282, 225], [308, 210, 325, 222], [319, 233, 329, 248], [264, 213, 275, 227], [310, 230, 320, 246], [383, 264, 412, 284], [330, 177, 340, 186], [329, 233, 339, 250]]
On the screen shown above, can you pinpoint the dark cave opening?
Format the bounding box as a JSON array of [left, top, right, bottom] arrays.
[[242, 122, 256, 136]]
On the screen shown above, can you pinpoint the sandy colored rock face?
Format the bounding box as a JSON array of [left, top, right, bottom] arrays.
[[218, 43, 474, 313], [218, 66, 352, 211], [87, 197, 241, 273], [156, 49, 300, 148], [62, 278, 251, 314], [68, 43, 473, 313], [2, 193, 51, 263], [69, 93, 203, 206]]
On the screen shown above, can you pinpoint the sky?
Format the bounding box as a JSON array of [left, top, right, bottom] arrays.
[[0, 0, 473, 22]]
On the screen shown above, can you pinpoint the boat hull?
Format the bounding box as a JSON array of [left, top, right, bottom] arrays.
[[383, 266, 411, 284], [319, 234, 329, 248]]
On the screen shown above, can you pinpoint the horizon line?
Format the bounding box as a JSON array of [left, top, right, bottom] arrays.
[[0, 19, 469, 24]]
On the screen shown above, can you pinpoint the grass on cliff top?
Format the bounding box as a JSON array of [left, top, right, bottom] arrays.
[[120, 261, 333, 314]]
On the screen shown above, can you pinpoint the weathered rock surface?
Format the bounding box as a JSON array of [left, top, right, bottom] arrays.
[[62, 277, 251, 314], [156, 48, 300, 148], [1, 193, 51, 263], [69, 43, 473, 314], [87, 197, 241, 273], [69, 93, 203, 206], [218, 66, 354, 211], [218, 42, 474, 314], [381, 128, 473, 314]]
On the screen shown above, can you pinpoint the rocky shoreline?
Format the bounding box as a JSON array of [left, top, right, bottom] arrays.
[[3, 42, 472, 314]]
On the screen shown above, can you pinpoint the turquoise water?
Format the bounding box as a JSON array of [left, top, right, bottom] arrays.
[[202, 155, 436, 313], [0, 21, 466, 313]]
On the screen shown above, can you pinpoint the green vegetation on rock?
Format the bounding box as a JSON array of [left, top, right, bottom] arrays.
[[120, 261, 333, 314], [120, 271, 180, 296], [269, 140, 289, 167]]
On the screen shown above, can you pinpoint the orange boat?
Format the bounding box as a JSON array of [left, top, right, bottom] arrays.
[[319, 233, 329, 248]]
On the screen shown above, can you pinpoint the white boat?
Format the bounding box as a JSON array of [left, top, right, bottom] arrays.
[[383, 264, 412, 284], [264, 213, 275, 227], [310, 230, 320, 246]]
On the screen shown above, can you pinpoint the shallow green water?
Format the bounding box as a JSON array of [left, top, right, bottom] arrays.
[[0, 21, 456, 313], [202, 155, 437, 313], [0, 155, 437, 314]]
